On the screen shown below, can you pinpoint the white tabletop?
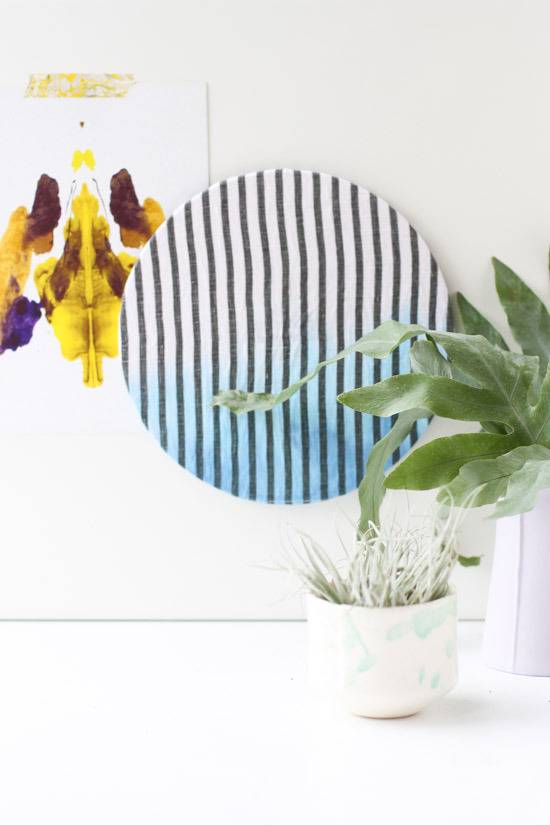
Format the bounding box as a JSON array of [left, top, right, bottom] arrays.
[[0, 621, 548, 824]]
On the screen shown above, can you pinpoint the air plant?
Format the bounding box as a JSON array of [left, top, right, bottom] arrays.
[[280, 496, 474, 608]]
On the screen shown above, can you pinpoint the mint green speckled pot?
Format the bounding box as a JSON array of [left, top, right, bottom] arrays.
[[307, 590, 458, 718]]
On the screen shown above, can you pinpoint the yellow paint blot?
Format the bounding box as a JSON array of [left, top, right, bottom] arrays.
[[72, 149, 96, 172], [0, 175, 60, 334], [0, 207, 33, 329]]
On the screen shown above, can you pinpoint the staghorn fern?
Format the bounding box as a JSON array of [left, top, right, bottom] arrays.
[[214, 254, 550, 523]]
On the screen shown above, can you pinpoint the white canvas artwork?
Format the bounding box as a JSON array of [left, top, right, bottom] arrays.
[[0, 75, 208, 433]]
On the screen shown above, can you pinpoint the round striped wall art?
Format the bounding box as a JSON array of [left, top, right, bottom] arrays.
[[121, 170, 450, 504]]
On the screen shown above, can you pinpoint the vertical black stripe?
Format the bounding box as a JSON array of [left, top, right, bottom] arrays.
[[446, 295, 453, 331], [410, 226, 420, 444], [313, 173, 328, 499], [151, 237, 167, 451], [167, 216, 185, 467], [120, 300, 128, 386], [238, 176, 257, 500], [257, 172, 275, 503], [429, 253, 439, 329], [350, 184, 364, 486], [220, 181, 239, 497], [185, 202, 204, 480], [332, 177, 346, 495], [409, 424, 421, 448], [428, 254, 440, 452], [275, 169, 292, 503], [389, 207, 401, 465], [370, 194, 382, 446], [410, 227, 419, 325], [134, 261, 148, 427], [202, 190, 221, 488], [294, 171, 310, 502]]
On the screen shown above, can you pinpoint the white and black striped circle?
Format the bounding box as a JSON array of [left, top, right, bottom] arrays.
[[121, 170, 450, 504]]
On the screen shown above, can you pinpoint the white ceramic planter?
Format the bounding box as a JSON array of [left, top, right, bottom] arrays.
[[484, 488, 550, 676], [306, 591, 458, 718]]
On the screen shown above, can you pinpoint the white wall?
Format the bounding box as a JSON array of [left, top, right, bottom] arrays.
[[0, 0, 548, 618]]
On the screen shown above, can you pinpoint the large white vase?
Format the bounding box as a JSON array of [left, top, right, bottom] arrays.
[[483, 489, 550, 676]]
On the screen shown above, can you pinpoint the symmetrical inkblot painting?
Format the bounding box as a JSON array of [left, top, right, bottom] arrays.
[[0, 74, 208, 433], [122, 170, 451, 504], [2, 152, 163, 385]]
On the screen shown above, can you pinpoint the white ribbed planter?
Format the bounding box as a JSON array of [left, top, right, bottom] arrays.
[[306, 591, 458, 718], [484, 489, 550, 676]]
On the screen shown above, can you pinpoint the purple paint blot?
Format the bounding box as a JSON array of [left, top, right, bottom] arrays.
[[1, 297, 42, 353]]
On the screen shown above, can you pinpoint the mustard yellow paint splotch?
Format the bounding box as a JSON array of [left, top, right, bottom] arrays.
[[0, 175, 60, 339], [25, 73, 135, 98], [0, 208, 34, 329], [72, 149, 96, 172], [35, 183, 135, 387]]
